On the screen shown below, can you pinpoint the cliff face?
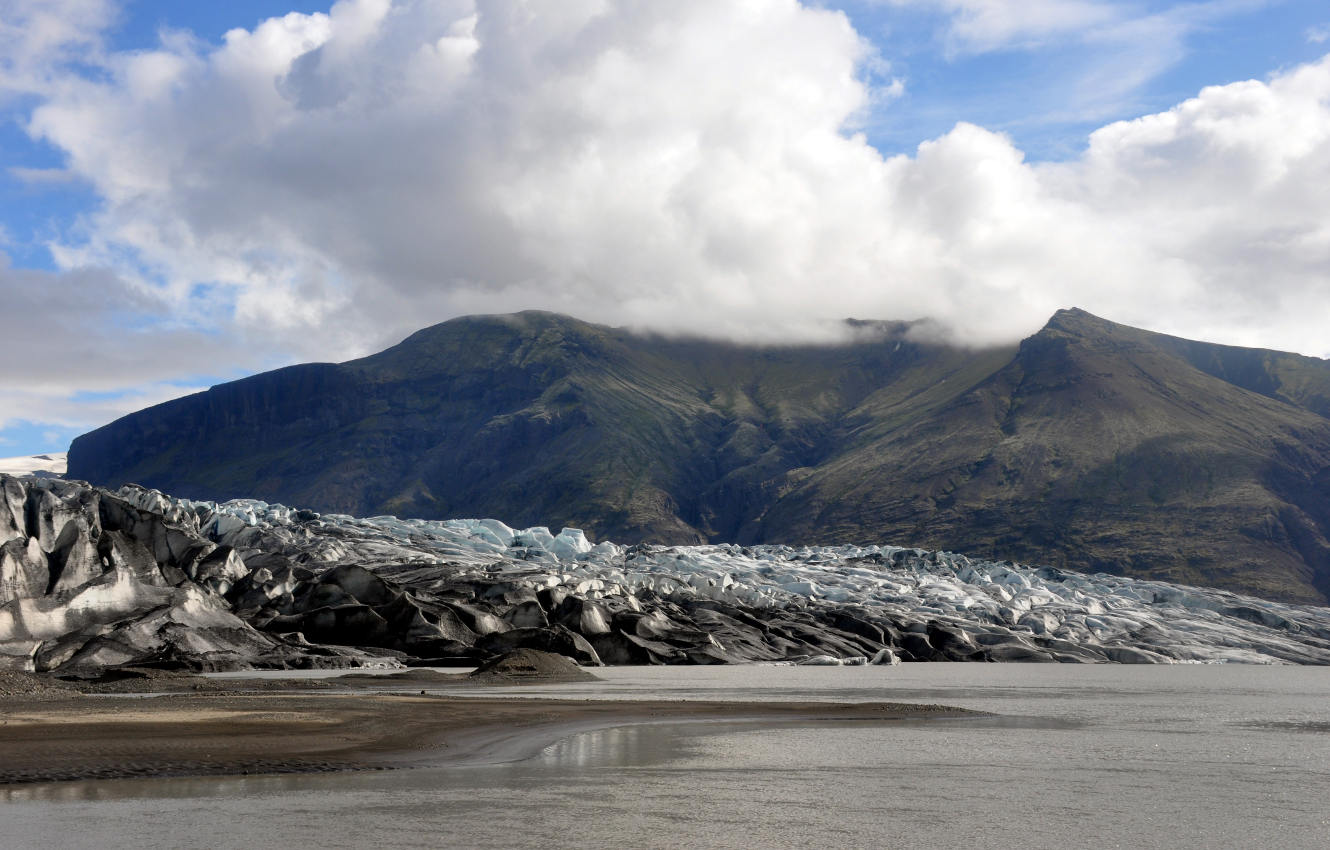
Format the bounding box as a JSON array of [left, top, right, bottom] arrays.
[[69, 309, 1330, 604]]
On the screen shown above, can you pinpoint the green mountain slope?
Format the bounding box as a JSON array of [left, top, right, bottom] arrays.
[[68, 309, 1330, 603]]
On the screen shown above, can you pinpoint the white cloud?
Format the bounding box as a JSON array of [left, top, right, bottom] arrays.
[[872, 1, 1276, 124], [879, 0, 1121, 53], [8, 165, 81, 184], [0, 383, 211, 438], [0, 255, 273, 431], [1050, 57, 1330, 351], [1, 0, 1328, 408], [876, 0, 1270, 57], [1309, 24, 1330, 44], [0, 0, 116, 96]]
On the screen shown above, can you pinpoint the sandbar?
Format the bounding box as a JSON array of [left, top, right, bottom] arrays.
[[0, 674, 978, 786]]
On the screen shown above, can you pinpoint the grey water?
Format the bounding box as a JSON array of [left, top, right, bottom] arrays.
[[4, 664, 1329, 849]]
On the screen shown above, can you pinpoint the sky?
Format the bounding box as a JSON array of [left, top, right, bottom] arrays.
[[1, 0, 1329, 456]]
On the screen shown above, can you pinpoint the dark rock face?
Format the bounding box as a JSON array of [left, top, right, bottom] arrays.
[[67, 309, 1330, 604]]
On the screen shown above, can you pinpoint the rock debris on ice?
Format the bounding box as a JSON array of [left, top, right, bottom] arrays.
[[4, 472, 1330, 673]]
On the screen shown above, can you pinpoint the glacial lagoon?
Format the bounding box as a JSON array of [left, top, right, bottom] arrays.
[[5, 663, 1329, 849]]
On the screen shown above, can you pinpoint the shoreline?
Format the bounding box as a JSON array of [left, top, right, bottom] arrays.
[[0, 684, 980, 787]]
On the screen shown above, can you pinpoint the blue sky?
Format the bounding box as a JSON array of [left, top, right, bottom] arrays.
[[842, 1, 1330, 159], [2, 0, 1330, 457]]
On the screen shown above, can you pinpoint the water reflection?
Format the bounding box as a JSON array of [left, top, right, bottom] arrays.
[[534, 722, 700, 770]]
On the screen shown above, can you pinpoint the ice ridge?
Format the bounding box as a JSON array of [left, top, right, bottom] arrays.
[[115, 485, 1330, 666]]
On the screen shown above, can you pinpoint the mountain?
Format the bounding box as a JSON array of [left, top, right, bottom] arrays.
[[67, 309, 1330, 604]]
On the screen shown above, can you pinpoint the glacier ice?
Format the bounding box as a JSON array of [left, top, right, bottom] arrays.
[[4, 470, 1330, 673], [107, 483, 1330, 667]]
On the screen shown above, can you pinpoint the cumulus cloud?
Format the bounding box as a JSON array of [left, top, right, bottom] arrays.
[[1051, 58, 1330, 351], [1, 0, 1327, 422], [27, 0, 918, 348]]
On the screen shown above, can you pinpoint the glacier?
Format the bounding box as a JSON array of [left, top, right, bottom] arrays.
[[3, 472, 1330, 673], [119, 483, 1330, 667]]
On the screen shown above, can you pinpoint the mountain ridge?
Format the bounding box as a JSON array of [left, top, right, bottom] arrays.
[[68, 308, 1330, 604]]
